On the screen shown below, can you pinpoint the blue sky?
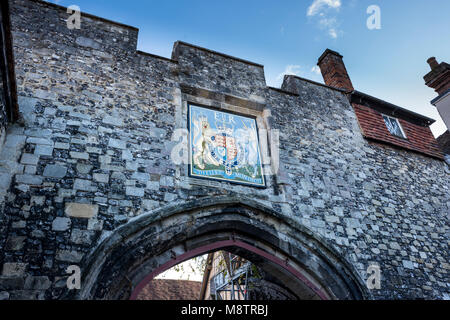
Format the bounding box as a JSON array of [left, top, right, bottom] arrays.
[[47, 0, 450, 136]]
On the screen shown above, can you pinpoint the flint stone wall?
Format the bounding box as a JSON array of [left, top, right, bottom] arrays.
[[0, 0, 448, 300]]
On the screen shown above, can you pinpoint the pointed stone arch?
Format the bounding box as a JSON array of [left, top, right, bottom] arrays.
[[68, 196, 370, 300]]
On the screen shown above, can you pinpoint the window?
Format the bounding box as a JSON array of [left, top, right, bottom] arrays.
[[382, 115, 406, 138]]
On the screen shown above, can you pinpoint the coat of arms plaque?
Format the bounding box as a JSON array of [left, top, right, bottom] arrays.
[[188, 104, 265, 187]]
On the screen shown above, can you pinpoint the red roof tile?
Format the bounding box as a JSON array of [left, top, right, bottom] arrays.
[[352, 103, 444, 160], [137, 279, 202, 300]]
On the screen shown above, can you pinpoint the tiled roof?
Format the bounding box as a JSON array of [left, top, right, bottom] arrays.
[[137, 279, 202, 300], [352, 103, 444, 160], [350, 91, 435, 127]]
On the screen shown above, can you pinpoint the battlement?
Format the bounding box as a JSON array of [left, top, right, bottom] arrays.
[[12, 0, 139, 55], [5, 1, 371, 105], [11, 0, 273, 102]]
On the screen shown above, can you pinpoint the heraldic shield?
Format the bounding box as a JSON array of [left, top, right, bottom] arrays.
[[188, 104, 265, 187]]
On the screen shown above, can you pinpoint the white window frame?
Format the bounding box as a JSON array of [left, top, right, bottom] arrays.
[[381, 114, 407, 139]]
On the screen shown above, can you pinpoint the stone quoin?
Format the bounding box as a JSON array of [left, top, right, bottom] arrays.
[[0, 0, 448, 300]]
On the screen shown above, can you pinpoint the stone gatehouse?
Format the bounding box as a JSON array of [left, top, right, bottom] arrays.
[[0, 0, 448, 300]]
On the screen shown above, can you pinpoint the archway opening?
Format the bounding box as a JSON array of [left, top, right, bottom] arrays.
[[132, 239, 328, 300]]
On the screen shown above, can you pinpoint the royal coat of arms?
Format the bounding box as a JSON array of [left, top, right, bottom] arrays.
[[188, 104, 265, 187]]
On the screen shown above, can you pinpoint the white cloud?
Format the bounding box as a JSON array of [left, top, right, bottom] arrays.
[[329, 28, 338, 38], [311, 66, 321, 75], [276, 65, 302, 83], [319, 17, 337, 28], [307, 0, 341, 16], [307, 0, 342, 39], [270, 64, 323, 87]]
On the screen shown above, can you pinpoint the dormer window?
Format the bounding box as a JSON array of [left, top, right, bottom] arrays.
[[382, 115, 406, 139]]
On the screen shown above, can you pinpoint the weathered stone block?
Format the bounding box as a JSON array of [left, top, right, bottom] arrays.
[[24, 276, 52, 290], [76, 164, 93, 174], [34, 145, 53, 156], [93, 173, 109, 183], [20, 153, 39, 165], [142, 199, 160, 211], [108, 138, 127, 149], [103, 115, 123, 127], [56, 250, 83, 263], [0, 291, 10, 300], [75, 36, 101, 49], [15, 174, 43, 185], [6, 236, 26, 251], [24, 128, 52, 138], [0, 173, 12, 190], [87, 218, 104, 231], [164, 193, 177, 202], [65, 203, 99, 219], [70, 229, 94, 245], [9, 290, 46, 300], [0, 277, 25, 290], [24, 165, 37, 175], [26, 137, 53, 145], [43, 165, 67, 178], [86, 146, 102, 154], [34, 89, 57, 100], [159, 176, 174, 187], [4, 134, 26, 148], [52, 217, 71, 231], [122, 150, 133, 161], [403, 260, 415, 269], [70, 152, 89, 160], [30, 196, 45, 206], [131, 172, 150, 182], [73, 179, 94, 191], [54, 142, 70, 150], [44, 107, 57, 116], [2, 263, 28, 277], [312, 199, 325, 208], [325, 215, 340, 223], [126, 186, 144, 197], [17, 96, 38, 125]]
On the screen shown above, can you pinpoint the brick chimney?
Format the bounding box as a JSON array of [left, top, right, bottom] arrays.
[[317, 49, 354, 92], [427, 57, 439, 70], [424, 57, 450, 131], [424, 57, 450, 95]]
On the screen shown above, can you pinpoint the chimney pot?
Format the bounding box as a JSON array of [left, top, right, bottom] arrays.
[[427, 57, 439, 70]]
